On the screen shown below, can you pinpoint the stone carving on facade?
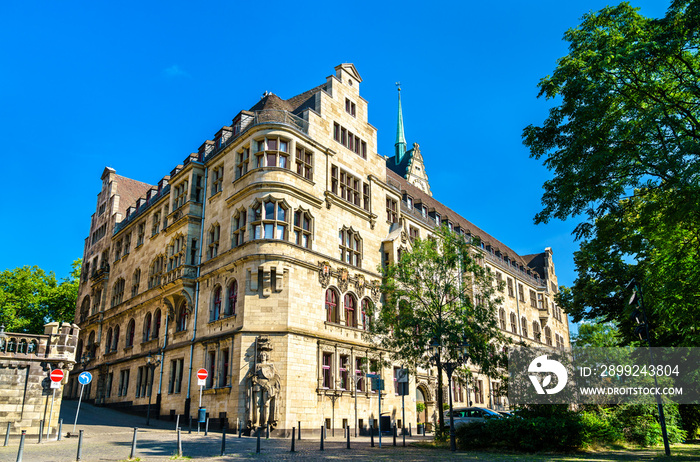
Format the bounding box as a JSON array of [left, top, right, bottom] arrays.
[[370, 281, 381, 303], [338, 268, 349, 293], [354, 274, 366, 296], [401, 230, 408, 244], [318, 262, 331, 288], [245, 336, 281, 431]]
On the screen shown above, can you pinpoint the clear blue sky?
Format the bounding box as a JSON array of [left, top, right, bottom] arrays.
[[0, 1, 669, 326]]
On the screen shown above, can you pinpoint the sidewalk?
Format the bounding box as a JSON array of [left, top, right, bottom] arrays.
[[0, 401, 437, 461]]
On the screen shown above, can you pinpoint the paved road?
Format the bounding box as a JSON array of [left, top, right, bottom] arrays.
[[0, 400, 439, 461]]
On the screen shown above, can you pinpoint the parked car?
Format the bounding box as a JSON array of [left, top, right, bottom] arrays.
[[443, 407, 502, 427]]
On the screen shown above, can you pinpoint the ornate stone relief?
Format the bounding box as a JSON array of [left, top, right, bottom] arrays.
[[245, 336, 281, 430], [318, 261, 331, 288]]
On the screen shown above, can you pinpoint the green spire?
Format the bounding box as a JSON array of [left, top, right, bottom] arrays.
[[395, 84, 406, 162]]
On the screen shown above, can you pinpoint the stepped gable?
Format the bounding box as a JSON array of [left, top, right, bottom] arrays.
[[387, 168, 533, 269], [113, 174, 154, 216]]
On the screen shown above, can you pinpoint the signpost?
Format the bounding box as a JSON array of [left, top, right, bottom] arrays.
[[47, 369, 64, 439], [196, 369, 208, 434], [397, 368, 409, 444], [72, 371, 92, 433]]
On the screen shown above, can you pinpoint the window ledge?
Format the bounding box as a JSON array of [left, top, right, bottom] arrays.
[[209, 190, 223, 202]]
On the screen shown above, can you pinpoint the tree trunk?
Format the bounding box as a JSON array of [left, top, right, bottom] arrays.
[[436, 358, 445, 432]]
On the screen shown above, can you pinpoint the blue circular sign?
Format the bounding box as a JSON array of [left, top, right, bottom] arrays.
[[78, 371, 92, 385]]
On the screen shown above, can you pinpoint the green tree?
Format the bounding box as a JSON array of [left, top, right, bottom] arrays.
[[0, 259, 81, 334], [572, 319, 621, 348], [523, 1, 700, 347], [368, 226, 509, 433]]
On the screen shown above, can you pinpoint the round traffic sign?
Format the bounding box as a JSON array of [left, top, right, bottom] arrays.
[[197, 368, 208, 380], [78, 371, 93, 385], [50, 369, 64, 382]]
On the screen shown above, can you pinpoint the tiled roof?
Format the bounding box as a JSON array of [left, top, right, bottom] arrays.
[[247, 84, 325, 115], [113, 174, 153, 217], [386, 168, 543, 272]]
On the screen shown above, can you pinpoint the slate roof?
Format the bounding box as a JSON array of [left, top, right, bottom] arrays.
[[385, 148, 413, 178], [386, 168, 545, 277], [247, 84, 326, 116]]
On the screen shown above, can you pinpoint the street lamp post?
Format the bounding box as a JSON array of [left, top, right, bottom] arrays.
[[431, 337, 469, 452], [145, 352, 162, 426]]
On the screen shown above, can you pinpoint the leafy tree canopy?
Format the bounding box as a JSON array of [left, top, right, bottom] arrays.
[[0, 259, 81, 334], [524, 1, 700, 347], [368, 226, 509, 429]]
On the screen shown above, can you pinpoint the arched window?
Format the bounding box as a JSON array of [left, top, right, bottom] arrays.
[[499, 308, 506, 330], [344, 294, 357, 328], [148, 255, 165, 289], [545, 326, 553, 346], [510, 312, 518, 334], [168, 235, 186, 270], [226, 280, 238, 316], [18, 339, 27, 354], [153, 309, 161, 339], [111, 278, 125, 307], [80, 297, 90, 322], [28, 340, 38, 354], [325, 289, 338, 323], [177, 301, 188, 332], [87, 331, 96, 353], [7, 338, 16, 352], [126, 319, 135, 347], [112, 325, 120, 351], [293, 210, 312, 248], [211, 286, 222, 322], [361, 298, 372, 331], [533, 321, 541, 342], [105, 328, 113, 353], [339, 228, 361, 267], [251, 200, 288, 240], [521, 317, 528, 338], [143, 312, 152, 342]]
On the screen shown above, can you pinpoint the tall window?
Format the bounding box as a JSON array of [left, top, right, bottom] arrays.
[[510, 312, 518, 334], [529, 289, 537, 308], [208, 225, 220, 259], [168, 235, 185, 271], [344, 294, 356, 328], [174, 181, 188, 209], [361, 298, 371, 331], [148, 256, 165, 289], [339, 356, 349, 390], [169, 358, 184, 394], [143, 312, 152, 342], [111, 278, 125, 307], [325, 289, 338, 323], [295, 146, 313, 180], [253, 137, 289, 169], [339, 228, 361, 267], [521, 317, 528, 338], [533, 321, 541, 342], [114, 239, 122, 261], [345, 98, 356, 116], [211, 286, 222, 322], [225, 280, 238, 316], [545, 326, 553, 346], [322, 352, 333, 389], [331, 166, 369, 210], [499, 308, 506, 330], [518, 283, 525, 302], [153, 309, 161, 339], [386, 197, 398, 223], [507, 278, 514, 297], [355, 358, 364, 392], [236, 148, 249, 178], [293, 210, 311, 248], [105, 328, 113, 353], [152, 212, 160, 236], [112, 325, 120, 351], [123, 233, 131, 255], [251, 200, 287, 240], [206, 351, 216, 388], [118, 370, 130, 397], [137, 222, 145, 247], [211, 165, 224, 196], [176, 301, 188, 332], [192, 174, 203, 202], [219, 349, 230, 387], [232, 210, 246, 247], [126, 319, 136, 347]]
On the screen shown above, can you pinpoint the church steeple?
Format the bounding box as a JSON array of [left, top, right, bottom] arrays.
[[395, 83, 406, 163]]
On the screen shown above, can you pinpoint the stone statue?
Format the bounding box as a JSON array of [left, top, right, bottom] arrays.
[[246, 336, 281, 431]]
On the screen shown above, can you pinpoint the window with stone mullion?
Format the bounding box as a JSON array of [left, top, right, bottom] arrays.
[[232, 211, 246, 247], [251, 200, 287, 240], [293, 210, 311, 248], [339, 228, 361, 268]]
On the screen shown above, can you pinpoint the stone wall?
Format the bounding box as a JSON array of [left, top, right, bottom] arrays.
[[0, 323, 79, 436]]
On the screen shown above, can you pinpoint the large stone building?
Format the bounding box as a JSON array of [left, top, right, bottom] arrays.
[[68, 64, 570, 434]]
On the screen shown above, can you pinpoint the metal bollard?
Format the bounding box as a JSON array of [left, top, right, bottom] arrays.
[[175, 415, 180, 432], [38, 421, 43, 444], [393, 423, 397, 446], [320, 425, 324, 451], [130, 427, 138, 459], [298, 421, 301, 440], [76, 429, 84, 462], [291, 427, 295, 452], [58, 419, 63, 441], [403, 425, 406, 447], [16, 430, 25, 462], [256, 429, 261, 453], [220, 427, 226, 456], [177, 428, 182, 457], [238, 424, 242, 438], [4, 422, 10, 446], [205, 418, 209, 436], [347, 425, 351, 449], [370, 424, 374, 447], [266, 423, 269, 439], [409, 422, 412, 437], [189, 416, 192, 434]]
